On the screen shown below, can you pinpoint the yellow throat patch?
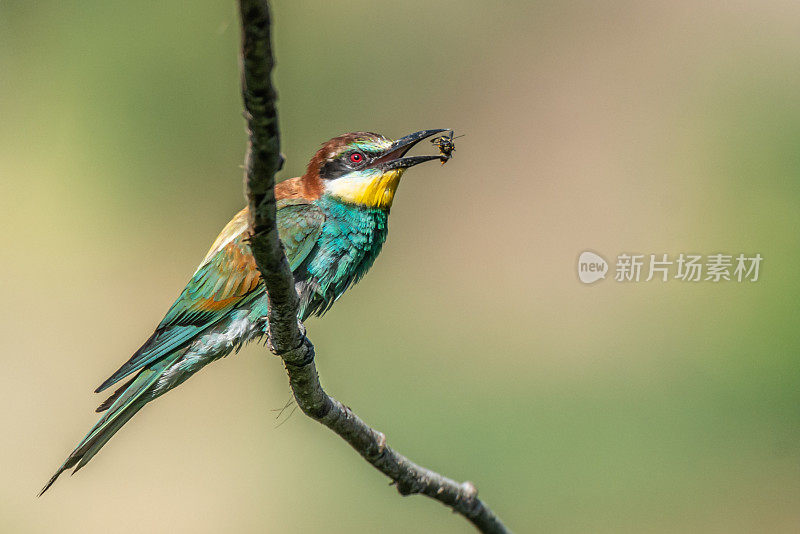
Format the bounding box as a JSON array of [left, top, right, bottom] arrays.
[[325, 169, 405, 210]]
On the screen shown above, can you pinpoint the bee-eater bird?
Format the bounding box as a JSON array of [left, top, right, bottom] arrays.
[[40, 128, 449, 495]]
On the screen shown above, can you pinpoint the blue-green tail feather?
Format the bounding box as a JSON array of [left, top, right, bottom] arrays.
[[39, 353, 180, 496]]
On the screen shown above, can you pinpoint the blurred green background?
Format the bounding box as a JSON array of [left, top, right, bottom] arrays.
[[2, 1, 799, 532]]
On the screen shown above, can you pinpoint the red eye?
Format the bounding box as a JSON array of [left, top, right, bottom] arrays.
[[349, 152, 364, 164]]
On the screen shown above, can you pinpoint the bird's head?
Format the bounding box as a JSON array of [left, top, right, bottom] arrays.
[[302, 129, 448, 210]]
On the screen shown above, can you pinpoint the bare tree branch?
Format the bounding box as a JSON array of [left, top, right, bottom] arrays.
[[237, 2, 510, 532]]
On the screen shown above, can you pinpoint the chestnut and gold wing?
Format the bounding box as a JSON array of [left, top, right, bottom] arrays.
[[95, 203, 325, 393], [159, 212, 260, 330], [93, 211, 258, 392]]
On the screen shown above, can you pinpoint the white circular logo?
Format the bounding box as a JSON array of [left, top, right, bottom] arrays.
[[578, 251, 608, 284]]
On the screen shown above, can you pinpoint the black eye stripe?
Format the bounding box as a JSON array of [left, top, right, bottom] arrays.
[[319, 150, 374, 180], [320, 158, 350, 180]]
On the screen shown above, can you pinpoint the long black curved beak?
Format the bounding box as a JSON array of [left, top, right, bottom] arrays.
[[374, 129, 449, 171]]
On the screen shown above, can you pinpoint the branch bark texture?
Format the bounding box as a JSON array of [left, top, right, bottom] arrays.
[[237, 2, 510, 532]]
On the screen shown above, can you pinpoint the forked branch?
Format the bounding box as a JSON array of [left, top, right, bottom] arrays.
[[238, 2, 509, 532]]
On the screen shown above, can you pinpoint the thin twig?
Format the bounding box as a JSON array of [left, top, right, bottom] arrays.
[[237, 2, 510, 532]]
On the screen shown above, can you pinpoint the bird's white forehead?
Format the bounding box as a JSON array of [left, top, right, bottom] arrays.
[[327, 138, 393, 161]]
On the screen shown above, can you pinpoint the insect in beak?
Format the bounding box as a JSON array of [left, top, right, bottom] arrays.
[[429, 130, 464, 164]]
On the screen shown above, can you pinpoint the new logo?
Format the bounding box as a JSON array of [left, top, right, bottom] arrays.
[[578, 251, 608, 284]]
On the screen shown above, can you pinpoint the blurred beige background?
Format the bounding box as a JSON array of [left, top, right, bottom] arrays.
[[2, 1, 799, 532]]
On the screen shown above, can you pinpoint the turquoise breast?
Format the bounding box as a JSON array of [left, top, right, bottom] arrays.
[[299, 195, 389, 317]]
